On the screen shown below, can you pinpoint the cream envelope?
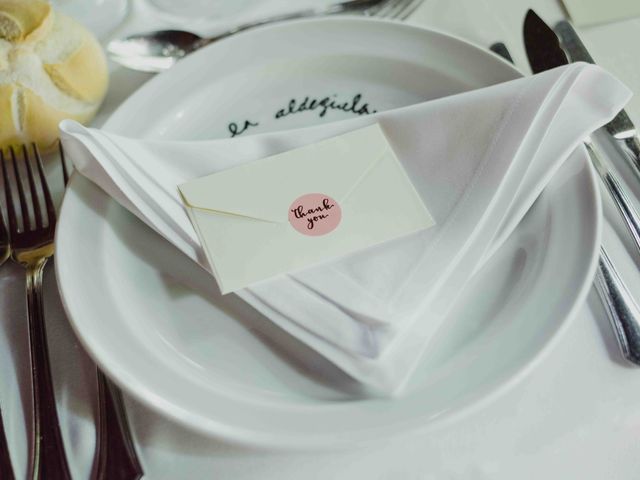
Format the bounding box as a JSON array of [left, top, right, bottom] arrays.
[[179, 124, 435, 294]]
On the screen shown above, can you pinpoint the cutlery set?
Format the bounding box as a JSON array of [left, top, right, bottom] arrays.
[[0, 144, 142, 479], [0, 2, 639, 478], [554, 21, 640, 180], [524, 11, 640, 259], [492, 9, 640, 366]]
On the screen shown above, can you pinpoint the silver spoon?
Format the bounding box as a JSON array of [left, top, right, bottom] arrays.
[[107, 0, 409, 72]]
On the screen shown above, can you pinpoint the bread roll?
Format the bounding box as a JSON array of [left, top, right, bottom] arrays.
[[0, 0, 108, 152]]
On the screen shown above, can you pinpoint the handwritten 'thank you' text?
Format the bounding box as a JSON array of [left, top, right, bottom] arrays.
[[291, 198, 336, 231]]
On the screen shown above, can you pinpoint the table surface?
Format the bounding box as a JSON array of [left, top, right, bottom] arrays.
[[2, 0, 640, 478]]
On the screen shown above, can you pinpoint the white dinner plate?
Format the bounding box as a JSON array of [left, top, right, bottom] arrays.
[[56, 18, 600, 448]]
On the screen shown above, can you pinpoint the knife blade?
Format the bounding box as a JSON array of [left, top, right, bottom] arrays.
[[555, 20, 640, 179], [523, 9, 640, 260]]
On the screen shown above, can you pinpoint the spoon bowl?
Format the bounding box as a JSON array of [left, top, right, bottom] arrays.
[[108, 30, 204, 64]]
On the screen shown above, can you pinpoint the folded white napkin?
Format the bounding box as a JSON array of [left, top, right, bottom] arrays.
[[60, 63, 630, 394]]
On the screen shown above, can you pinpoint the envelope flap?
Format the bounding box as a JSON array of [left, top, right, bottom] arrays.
[[179, 124, 391, 223]]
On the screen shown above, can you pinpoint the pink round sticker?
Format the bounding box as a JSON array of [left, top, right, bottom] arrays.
[[288, 193, 342, 236]]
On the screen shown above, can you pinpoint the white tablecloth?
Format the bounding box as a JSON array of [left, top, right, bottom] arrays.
[[2, 0, 640, 478]]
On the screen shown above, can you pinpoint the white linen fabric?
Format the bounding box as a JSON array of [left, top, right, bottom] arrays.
[[59, 63, 630, 395]]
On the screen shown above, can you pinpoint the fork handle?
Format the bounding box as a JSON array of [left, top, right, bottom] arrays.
[[26, 258, 72, 480], [94, 369, 143, 480]]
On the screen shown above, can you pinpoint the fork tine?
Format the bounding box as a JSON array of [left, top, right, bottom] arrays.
[[387, 0, 412, 19], [59, 141, 69, 187], [395, 0, 423, 19], [9, 146, 30, 232], [23, 144, 43, 230], [378, 0, 402, 17], [367, 0, 390, 16], [32, 144, 55, 229], [0, 150, 17, 236], [0, 174, 8, 238], [374, 0, 401, 17]]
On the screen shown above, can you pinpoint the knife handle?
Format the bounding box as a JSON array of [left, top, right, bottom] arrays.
[[554, 21, 595, 63], [585, 140, 640, 259], [595, 247, 640, 365], [618, 136, 640, 178], [556, 20, 640, 180]]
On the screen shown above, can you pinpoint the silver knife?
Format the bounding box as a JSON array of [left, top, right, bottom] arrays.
[[555, 20, 640, 179], [523, 9, 640, 260]]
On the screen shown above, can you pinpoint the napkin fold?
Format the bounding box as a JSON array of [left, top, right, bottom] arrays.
[[60, 63, 631, 394]]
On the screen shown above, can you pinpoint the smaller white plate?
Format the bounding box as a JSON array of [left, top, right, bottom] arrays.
[[56, 18, 600, 448]]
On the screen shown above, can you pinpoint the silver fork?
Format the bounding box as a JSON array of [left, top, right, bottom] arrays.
[[1, 144, 71, 479], [0, 205, 14, 480], [108, 0, 425, 72], [59, 143, 143, 480]]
